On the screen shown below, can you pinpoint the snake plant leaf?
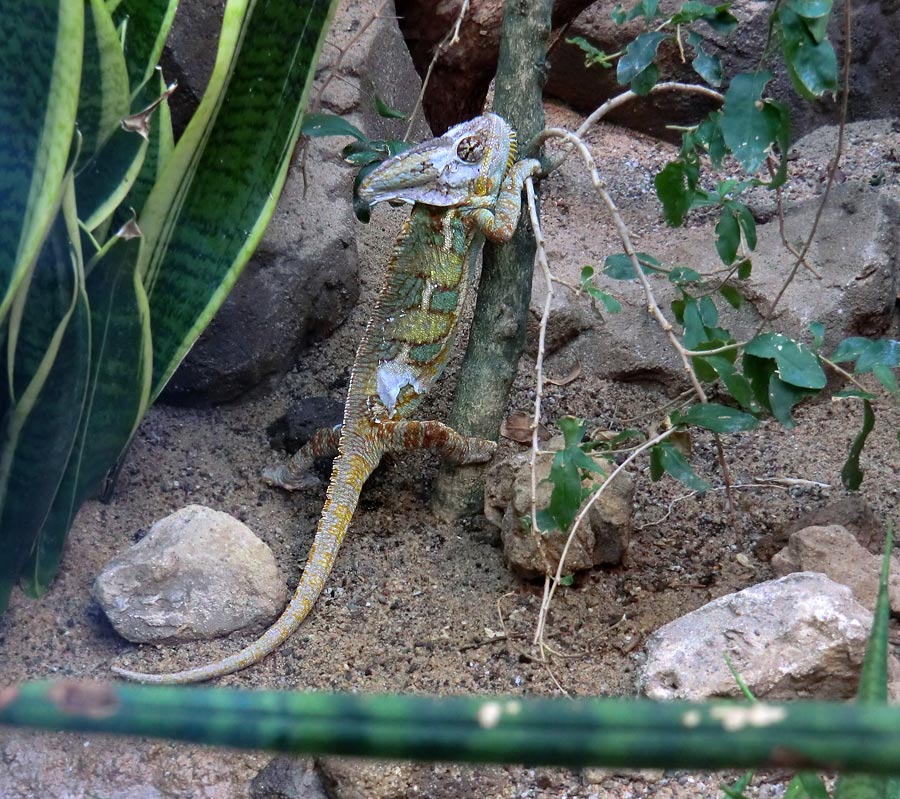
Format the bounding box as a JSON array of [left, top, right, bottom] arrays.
[[77, 78, 175, 233], [0, 180, 89, 612], [23, 227, 150, 598], [75, 0, 131, 172], [138, 0, 338, 399], [0, 0, 83, 326], [109, 0, 179, 95], [122, 71, 175, 221]]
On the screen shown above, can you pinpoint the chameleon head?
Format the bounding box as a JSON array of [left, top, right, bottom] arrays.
[[358, 113, 515, 209]]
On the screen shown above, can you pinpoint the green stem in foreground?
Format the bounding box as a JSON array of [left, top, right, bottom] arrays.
[[4, 680, 900, 773]]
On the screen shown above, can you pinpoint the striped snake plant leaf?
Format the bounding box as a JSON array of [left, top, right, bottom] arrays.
[[77, 77, 174, 234], [9, 682, 900, 774], [109, 0, 179, 97], [113, 70, 175, 226], [137, 0, 339, 399], [0, 180, 90, 613], [75, 0, 130, 173], [0, 0, 83, 326], [22, 229, 151, 598]]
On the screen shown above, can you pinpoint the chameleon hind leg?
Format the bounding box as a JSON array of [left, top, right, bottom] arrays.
[[382, 420, 496, 464], [262, 424, 342, 490]]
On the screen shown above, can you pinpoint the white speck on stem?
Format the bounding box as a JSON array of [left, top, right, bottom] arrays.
[[477, 701, 502, 729], [709, 704, 786, 731], [681, 710, 702, 728]]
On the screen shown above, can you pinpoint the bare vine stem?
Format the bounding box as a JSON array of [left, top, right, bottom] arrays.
[[525, 175, 558, 579], [533, 427, 677, 647]]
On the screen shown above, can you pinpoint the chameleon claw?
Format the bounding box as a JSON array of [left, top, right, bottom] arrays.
[[261, 464, 321, 491]]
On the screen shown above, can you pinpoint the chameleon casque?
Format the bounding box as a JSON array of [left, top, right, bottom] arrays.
[[112, 113, 540, 684]]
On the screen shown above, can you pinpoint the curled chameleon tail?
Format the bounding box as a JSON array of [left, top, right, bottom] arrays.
[[111, 113, 538, 683], [111, 449, 378, 684]]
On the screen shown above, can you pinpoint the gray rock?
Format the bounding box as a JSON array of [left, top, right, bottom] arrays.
[[161, 1, 428, 403], [250, 757, 328, 799], [162, 134, 361, 404], [546, 0, 900, 141], [557, 177, 899, 391], [786, 495, 883, 553], [736, 182, 900, 352], [640, 572, 873, 700], [771, 524, 900, 613], [484, 437, 633, 578], [94, 505, 288, 643]]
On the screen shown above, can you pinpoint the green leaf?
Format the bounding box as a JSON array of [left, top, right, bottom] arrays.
[[682, 298, 708, 348], [559, 574, 575, 587], [841, 399, 875, 491], [580, 266, 622, 314], [744, 333, 826, 389], [734, 202, 757, 250], [832, 338, 900, 390], [655, 162, 693, 226], [301, 112, 367, 141], [649, 442, 710, 491], [23, 230, 151, 597], [720, 72, 781, 173], [786, 0, 833, 17], [373, 93, 407, 120], [669, 266, 703, 284], [719, 284, 742, 308], [0, 181, 89, 611], [112, 69, 175, 226], [630, 63, 659, 95], [873, 364, 899, 395], [566, 36, 614, 69], [794, 773, 831, 799], [138, 0, 339, 399], [603, 252, 662, 280], [0, 0, 84, 326], [110, 0, 178, 94], [537, 418, 605, 534], [767, 373, 809, 427], [702, 355, 757, 410], [715, 206, 740, 264], [778, 6, 838, 99], [76, 0, 131, 171], [809, 321, 825, 349], [617, 32, 667, 84], [76, 86, 160, 230], [672, 403, 758, 433], [686, 31, 723, 86], [737, 258, 752, 279]]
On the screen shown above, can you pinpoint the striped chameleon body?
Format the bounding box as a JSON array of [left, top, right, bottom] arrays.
[[112, 113, 540, 683]]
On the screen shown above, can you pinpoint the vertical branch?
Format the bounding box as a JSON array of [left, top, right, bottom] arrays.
[[432, 0, 553, 519]]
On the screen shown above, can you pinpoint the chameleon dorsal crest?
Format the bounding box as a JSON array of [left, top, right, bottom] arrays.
[[111, 114, 540, 684]]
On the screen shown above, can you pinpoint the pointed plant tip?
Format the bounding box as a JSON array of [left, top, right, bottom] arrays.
[[115, 217, 143, 240], [123, 82, 179, 141]]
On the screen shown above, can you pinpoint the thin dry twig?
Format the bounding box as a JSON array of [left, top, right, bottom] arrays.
[[525, 177, 558, 580], [533, 427, 677, 647], [403, 0, 471, 140]]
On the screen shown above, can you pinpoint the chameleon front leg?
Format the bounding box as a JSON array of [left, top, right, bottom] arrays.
[[466, 158, 542, 243], [382, 420, 496, 464], [262, 424, 341, 490]]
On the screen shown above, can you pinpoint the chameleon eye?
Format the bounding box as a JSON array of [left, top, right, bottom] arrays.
[[456, 135, 485, 163]]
